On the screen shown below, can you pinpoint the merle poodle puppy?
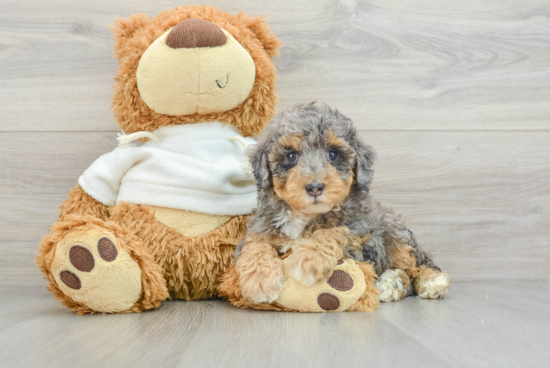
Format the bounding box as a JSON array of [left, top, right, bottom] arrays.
[[234, 102, 451, 304]]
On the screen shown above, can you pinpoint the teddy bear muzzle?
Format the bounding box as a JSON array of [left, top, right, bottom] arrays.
[[135, 18, 256, 116]]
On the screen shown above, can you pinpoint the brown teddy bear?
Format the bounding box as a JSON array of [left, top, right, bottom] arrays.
[[36, 5, 281, 314]]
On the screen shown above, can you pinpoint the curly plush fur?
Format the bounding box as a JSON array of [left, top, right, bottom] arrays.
[[111, 5, 281, 136], [37, 213, 169, 314], [36, 5, 281, 314], [233, 103, 451, 304]]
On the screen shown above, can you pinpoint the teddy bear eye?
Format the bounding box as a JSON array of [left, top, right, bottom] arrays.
[[327, 149, 338, 161]]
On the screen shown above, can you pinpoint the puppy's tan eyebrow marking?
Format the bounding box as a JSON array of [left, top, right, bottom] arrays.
[[326, 130, 347, 148], [279, 134, 303, 151]]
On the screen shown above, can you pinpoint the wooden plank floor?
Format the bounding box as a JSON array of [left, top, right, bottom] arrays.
[[1, 282, 548, 368], [2, 0, 549, 132], [1, 0, 550, 286], [1, 1, 549, 365]]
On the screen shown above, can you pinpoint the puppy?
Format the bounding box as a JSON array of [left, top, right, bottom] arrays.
[[235, 103, 451, 304]]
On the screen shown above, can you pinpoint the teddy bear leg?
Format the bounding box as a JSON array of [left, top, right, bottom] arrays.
[[413, 266, 451, 299], [348, 261, 380, 312], [37, 214, 168, 314], [375, 269, 413, 302], [275, 258, 377, 312]]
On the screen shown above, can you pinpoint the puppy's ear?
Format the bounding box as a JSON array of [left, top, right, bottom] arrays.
[[354, 138, 376, 192], [248, 138, 272, 189]]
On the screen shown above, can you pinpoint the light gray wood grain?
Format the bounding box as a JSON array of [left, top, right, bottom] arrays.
[[384, 285, 550, 367], [0, 0, 549, 131], [1, 1, 549, 286], [1, 1, 548, 365], [0, 286, 60, 331], [1, 131, 549, 285], [0, 242, 40, 286], [0, 283, 549, 368]]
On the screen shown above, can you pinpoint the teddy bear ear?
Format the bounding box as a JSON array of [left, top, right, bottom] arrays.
[[110, 14, 152, 58], [237, 13, 282, 58]]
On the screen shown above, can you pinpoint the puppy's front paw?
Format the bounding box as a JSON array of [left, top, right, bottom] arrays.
[[239, 262, 285, 304], [286, 247, 337, 286]]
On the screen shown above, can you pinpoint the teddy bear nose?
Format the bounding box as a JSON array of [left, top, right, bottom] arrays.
[[305, 182, 325, 197], [166, 19, 227, 49]]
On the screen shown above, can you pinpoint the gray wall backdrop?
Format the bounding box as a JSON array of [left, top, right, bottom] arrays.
[[1, 0, 549, 285]]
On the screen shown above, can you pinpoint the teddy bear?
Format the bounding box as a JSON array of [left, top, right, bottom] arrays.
[[36, 5, 282, 314]]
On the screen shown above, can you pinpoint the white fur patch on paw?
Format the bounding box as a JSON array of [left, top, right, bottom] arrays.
[[375, 269, 405, 302], [248, 273, 285, 304], [417, 273, 451, 299], [249, 293, 274, 304], [292, 266, 317, 287]]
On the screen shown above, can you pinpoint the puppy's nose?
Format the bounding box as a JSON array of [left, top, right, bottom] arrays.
[[306, 182, 325, 197], [166, 19, 227, 49]]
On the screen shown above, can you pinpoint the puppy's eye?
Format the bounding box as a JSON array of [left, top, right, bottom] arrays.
[[327, 150, 338, 161], [287, 152, 298, 163]]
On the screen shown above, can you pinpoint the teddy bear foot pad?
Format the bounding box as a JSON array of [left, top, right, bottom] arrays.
[[274, 258, 367, 312], [50, 227, 142, 313], [220, 258, 379, 313]]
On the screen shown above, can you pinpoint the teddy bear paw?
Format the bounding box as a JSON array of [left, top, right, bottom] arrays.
[[275, 258, 373, 312], [50, 228, 142, 313]]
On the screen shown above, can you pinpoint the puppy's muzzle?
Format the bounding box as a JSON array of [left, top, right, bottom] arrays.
[[305, 181, 324, 198]]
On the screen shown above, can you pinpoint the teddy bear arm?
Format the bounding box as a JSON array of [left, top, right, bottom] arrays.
[[58, 185, 110, 221]]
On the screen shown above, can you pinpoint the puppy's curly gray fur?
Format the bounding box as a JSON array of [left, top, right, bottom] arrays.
[[236, 102, 438, 275]]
